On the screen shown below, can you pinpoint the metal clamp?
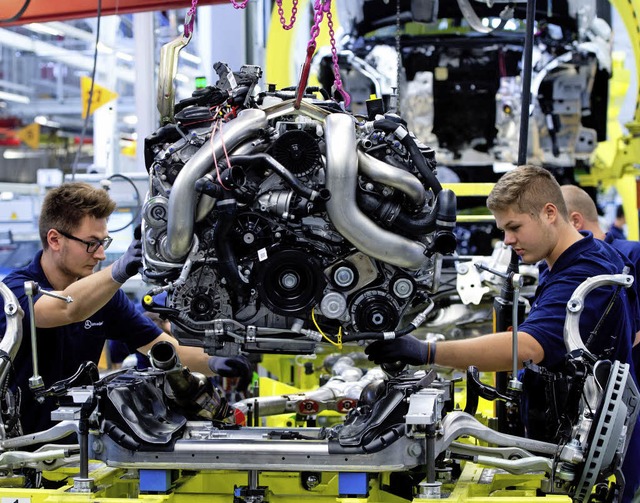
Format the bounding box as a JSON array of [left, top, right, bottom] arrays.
[[24, 281, 73, 396]]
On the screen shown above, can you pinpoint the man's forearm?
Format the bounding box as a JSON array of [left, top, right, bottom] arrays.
[[34, 267, 122, 327], [435, 331, 544, 372]]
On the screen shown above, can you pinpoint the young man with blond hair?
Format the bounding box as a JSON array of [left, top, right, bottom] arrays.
[[366, 166, 640, 502]]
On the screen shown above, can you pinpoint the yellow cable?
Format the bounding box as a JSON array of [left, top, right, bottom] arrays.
[[311, 308, 342, 349]]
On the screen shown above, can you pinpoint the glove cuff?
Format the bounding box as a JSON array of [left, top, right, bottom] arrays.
[[111, 260, 129, 284], [207, 356, 220, 373]]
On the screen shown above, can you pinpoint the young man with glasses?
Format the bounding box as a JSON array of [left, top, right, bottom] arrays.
[[0, 182, 252, 435]]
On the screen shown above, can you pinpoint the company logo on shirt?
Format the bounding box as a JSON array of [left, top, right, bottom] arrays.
[[84, 320, 104, 329]]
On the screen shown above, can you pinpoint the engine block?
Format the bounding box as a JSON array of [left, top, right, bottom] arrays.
[[141, 64, 457, 356]]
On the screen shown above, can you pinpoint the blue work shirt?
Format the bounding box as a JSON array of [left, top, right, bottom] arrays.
[[605, 231, 640, 306], [608, 224, 626, 241], [605, 231, 640, 368], [0, 250, 161, 435], [520, 232, 639, 502]]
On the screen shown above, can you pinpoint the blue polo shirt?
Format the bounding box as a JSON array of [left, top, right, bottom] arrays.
[[520, 232, 639, 502], [604, 232, 640, 306], [0, 250, 161, 434], [604, 232, 640, 383]]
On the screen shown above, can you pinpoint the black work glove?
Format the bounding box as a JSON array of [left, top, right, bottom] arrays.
[[208, 355, 253, 390], [364, 335, 431, 366], [111, 226, 142, 284]]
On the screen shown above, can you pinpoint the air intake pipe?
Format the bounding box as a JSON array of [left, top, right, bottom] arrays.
[[431, 189, 457, 255], [162, 108, 268, 262], [325, 113, 431, 270]]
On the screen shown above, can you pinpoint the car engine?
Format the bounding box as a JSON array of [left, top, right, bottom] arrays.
[[140, 63, 457, 356]]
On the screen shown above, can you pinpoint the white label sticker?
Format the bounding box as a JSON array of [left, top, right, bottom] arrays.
[[258, 248, 268, 262]]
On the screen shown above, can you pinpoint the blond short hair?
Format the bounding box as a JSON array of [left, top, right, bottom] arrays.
[[487, 165, 568, 220]]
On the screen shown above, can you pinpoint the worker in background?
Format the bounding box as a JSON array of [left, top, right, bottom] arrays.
[[365, 165, 640, 503], [0, 182, 252, 435], [560, 184, 640, 342], [609, 203, 627, 240], [560, 183, 640, 409]]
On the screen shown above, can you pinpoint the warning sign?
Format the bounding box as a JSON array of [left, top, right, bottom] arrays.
[[16, 123, 40, 149], [80, 76, 118, 118]]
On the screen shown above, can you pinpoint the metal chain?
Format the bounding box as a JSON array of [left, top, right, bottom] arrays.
[[183, 0, 199, 37], [226, 0, 350, 107], [327, 8, 350, 106], [308, 0, 327, 46], [229, 0, 250, 9], [294, 0, 327, 108], [276, 0, 299, 30], [230, 0, 298, 30], [395, 0, 402, 108]]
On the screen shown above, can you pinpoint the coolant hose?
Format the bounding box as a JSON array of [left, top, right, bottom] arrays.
[[195, 166, 246, 198], [372, 118, 442, 195], [230, 154, 330, 203], [432, 189, 457, 254], [213, 196, 249, 295], [356, 192, 437, 236]]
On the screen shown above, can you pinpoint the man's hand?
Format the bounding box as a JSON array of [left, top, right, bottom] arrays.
[[208, 355, 253, 390], [364, 335, 432, 366], [111, 229, 142, 284]]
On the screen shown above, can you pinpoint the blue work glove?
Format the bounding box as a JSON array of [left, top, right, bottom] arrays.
[[364, 335, 432, 366], [111, 230, 142, 284], [208, 355, 253, 391]]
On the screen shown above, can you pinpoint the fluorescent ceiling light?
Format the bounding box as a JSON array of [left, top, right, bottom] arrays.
[[116, 51, 133, 62], [97, 42, 113, 54], [0, 91, 30, 104], [3, 149, 43, 159], [26, 23, 65, 37], [34, 115, 61, 128], [175, 73, 189, 83], [181, 51, 201, 64], [122, 114, 138, 126]]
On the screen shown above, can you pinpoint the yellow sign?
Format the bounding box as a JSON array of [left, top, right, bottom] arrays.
[[80, 76, 118, 118], [16, 123, 40, 149]]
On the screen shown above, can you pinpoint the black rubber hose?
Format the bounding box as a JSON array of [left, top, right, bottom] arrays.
[[373, 118, 442, 194], [213, 196, 249, 295], [230, 154, 330, 203], [340, 324, 416, 343], [195, 166, 246, 198], [195, 176, 223, 199], [432, 189, 457, 255], [328, 425, 406, 454], [356, 192, 437, 236]]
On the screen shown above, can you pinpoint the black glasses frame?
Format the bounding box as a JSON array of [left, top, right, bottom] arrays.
[[56, 229, 113, 253]]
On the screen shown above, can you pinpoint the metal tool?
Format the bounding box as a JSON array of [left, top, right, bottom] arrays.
[[24, 281, 73, 395]]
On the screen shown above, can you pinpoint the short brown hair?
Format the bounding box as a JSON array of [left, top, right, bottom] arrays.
[[39, 182, 117, 249], [560, 184, 599, 223], [487, 165, 568, 220]]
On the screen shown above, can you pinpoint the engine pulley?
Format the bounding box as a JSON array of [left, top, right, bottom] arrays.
[[350, 289, 401, 333], [255, 249, 326, 316]]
